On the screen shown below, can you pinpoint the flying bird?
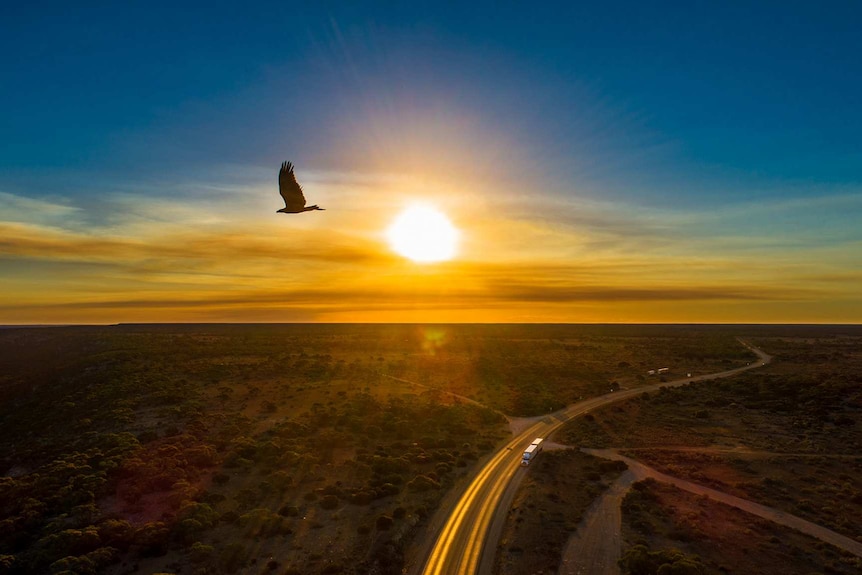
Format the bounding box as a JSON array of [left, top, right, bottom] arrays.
[[277, 161, 324, 213]]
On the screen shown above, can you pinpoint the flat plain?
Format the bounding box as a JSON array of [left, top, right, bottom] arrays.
[[0, 324, 858, 574], [501, 326, 862, 575]]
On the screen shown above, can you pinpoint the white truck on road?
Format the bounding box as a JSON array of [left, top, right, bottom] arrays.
[[521, 437, 544, 466]]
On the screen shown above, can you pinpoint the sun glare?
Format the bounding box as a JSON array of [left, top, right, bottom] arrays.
[[386, 205, 459, 263]]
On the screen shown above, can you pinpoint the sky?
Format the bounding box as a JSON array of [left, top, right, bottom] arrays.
[[1, 1, 861, 323]]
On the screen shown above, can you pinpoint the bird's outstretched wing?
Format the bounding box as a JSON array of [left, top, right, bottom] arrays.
[[279, 161, 307, 211]]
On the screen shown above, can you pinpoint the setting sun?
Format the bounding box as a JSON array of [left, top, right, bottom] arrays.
[[386, 205, 460, 263]]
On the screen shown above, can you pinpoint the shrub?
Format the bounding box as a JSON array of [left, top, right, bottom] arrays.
[[350, 491, 373, 505], [134, 522, 170, 557], [278, 505, 300, 517], [239, 508, 286, 537], [407, 475, 440, 492], [375, 515, 393, 531], [173, 519, 203, 545], [97, 519, 133, 549], [619, 544, 705, 575], [272, 470, 293, 490], [202, 492, 226, 505], [188, 542, 214, 564], [49, 555, 96, 574], [178, 502, 219, 528], [376, 483, 400, 497], [320, 495, 339, 510]]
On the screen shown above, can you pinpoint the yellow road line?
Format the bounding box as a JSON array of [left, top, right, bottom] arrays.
[[463, 417, 583, 575], [461, 438, 531, 575], [423, 422, 546, 575], [456, 420, 549, 574], [461, 461, 507, 574], [427, 445, 515, 574], [423, 343, 771, 575]]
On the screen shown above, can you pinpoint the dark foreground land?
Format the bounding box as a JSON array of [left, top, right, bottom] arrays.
[[498, 325, 862, 575], [0, 324, 857, 574]]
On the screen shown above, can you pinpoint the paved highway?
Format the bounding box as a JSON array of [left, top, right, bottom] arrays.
[[418, 340, 772, 575]]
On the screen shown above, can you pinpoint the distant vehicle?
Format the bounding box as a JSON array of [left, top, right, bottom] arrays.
[[648, 369, 656, 375], [521, 438, 544, 466], [657, 367, 669, 374]]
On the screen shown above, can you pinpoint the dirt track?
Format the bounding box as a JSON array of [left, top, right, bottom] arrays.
[[407, 339, 774, 575], [558, 469, 636, 575], [619, 446, 862, 459], [558, 448, 862, 575]]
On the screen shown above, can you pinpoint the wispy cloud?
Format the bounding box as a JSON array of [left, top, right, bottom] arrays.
[[1, 176, 860, 323], [0, 280, 814, 318], [0, 191, 83, 226]]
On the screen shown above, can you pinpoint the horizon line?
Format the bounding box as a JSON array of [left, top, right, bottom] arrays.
[[2, 322, 861, 328]]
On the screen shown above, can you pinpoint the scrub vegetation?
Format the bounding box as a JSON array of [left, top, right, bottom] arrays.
[[495, 450, 626, 575], [0, 324, 796, 574], [0, 325, 508, 574], [620, 479, 862, 575], [554, 326, 862, 574]]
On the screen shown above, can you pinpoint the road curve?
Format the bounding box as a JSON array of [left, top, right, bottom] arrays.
[[416, 340, 772, 575]]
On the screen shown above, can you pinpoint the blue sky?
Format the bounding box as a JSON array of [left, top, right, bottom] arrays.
[[2, 1, 861, 322]]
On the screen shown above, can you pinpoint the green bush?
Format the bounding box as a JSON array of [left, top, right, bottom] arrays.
[[188, 542, 214, 564], [406, 475, 440, 492], [620, 544, 704, 575]]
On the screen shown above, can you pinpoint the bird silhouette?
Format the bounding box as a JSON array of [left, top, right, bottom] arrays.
[[277, 161, 324, 213]]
